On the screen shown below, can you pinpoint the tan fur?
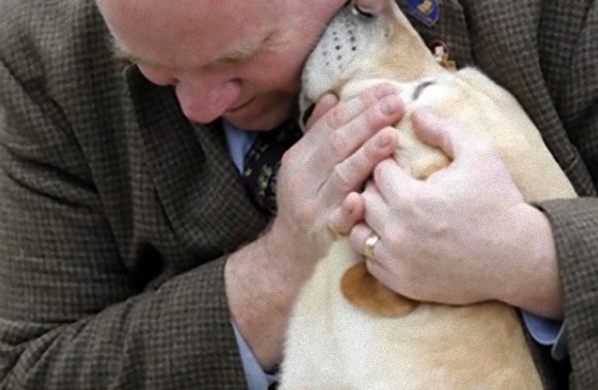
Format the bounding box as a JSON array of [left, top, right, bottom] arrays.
[[280, 1, 576, 388], [341, 262, 419, 318]]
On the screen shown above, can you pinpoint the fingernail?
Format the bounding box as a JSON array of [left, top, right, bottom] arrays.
[[376, 134, 392, 148], [381, 96, 401, 115], [375, 84, 395, 99]]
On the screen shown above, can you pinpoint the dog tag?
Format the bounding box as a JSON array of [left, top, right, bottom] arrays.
[[408, 0, 439, 27]]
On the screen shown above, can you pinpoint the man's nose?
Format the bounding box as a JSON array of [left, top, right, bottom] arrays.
[[138, 65, 242, 123], [174, 76, 242, 123]]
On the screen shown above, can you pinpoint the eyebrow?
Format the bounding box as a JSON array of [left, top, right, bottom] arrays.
[[218, 45, 257, 64], [110, 34, 270, 68], [110, 39, 159, 67], [216, 33, 273, 64]]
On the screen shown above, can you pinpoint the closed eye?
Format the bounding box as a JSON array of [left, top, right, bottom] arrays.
[[352, 4, 374, 18], [412, 81, 436, 100]]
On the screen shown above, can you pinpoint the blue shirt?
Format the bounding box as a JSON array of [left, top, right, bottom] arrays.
[[221, 120, 566, 389]]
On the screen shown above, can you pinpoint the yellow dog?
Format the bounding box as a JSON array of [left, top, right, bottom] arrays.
[[280, 0, 576, 388]]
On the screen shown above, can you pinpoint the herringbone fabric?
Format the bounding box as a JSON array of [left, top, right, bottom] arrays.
[[0, 0, 597, 388]]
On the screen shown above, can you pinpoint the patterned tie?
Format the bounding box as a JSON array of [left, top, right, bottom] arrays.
[[242, 119, 303, 216], [268, 382, 279, 390]]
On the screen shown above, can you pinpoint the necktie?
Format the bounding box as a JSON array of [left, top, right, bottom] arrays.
[[242, 119, 303, 216]]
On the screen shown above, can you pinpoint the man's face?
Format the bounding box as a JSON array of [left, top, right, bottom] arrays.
[[98, 0, 345, 130]]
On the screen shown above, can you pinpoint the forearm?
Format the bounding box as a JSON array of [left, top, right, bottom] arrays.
[[225, 230, 309, 371]]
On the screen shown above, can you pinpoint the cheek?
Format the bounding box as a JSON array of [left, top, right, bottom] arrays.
[[244, 54, 304, 92]]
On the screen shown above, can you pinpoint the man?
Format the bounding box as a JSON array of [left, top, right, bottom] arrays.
[[0, 0, 596, 389]]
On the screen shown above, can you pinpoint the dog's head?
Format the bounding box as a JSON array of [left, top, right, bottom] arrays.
[[301, 0, 545, 181], [301, 0, 445, 109]]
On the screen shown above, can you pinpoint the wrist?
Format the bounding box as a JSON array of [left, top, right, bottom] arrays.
[[224, 229, 311, 370], [500, 203, 563, 319]]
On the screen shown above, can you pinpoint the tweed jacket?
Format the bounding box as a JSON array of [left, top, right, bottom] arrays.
[[0, 0, 597, 388]]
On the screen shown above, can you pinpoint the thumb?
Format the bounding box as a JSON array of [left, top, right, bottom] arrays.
[[411, 109, 472, 162]]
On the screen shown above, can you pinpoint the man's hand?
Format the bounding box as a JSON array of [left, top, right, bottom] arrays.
[[339, 111, 562, 318], [269, 84, 404, 276], [225, 83, 405, 370]]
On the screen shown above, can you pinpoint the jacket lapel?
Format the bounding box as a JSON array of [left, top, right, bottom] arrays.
[[124, 65, 269, 256]]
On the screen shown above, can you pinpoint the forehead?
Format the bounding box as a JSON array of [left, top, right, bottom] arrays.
[[100, 0, 279, 68]]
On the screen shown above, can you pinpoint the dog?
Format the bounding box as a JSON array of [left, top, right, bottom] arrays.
[[278, 0, 577, 388]]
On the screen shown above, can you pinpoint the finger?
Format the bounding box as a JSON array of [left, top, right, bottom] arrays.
[[308, 83, 402, 143], [351, 224, 394, 276], [411, 110, 477, 161], [364, 258, 412, 300], [327, 126, 398, 194], [328, 192, 365, 236], [349, 223, 377, 257], [305, 94, 338, 130], [350, 224, 394, 275], [325, 83, 399, 129], [365, 258, 395, 287], [325, 93, 404, 164], [361, 180, 389, 232], [372, 158, 422, 201], [362, 181, 404, 248], [362, 180, 383, 201]]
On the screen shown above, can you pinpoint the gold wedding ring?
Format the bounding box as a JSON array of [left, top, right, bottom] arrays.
[[364, 233, 380, 260]]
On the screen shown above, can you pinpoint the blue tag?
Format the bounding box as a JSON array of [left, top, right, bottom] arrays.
[[407, 0, 440, 27]]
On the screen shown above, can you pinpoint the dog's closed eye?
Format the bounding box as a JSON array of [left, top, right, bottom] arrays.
[[352, 4, 374, 18], [412, 80, 436, 100]]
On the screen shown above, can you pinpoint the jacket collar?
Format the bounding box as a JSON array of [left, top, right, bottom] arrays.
[[124, 65, 269, 254]]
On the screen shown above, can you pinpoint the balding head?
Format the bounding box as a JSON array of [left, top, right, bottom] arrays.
[[96, 0, 347, 129]]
